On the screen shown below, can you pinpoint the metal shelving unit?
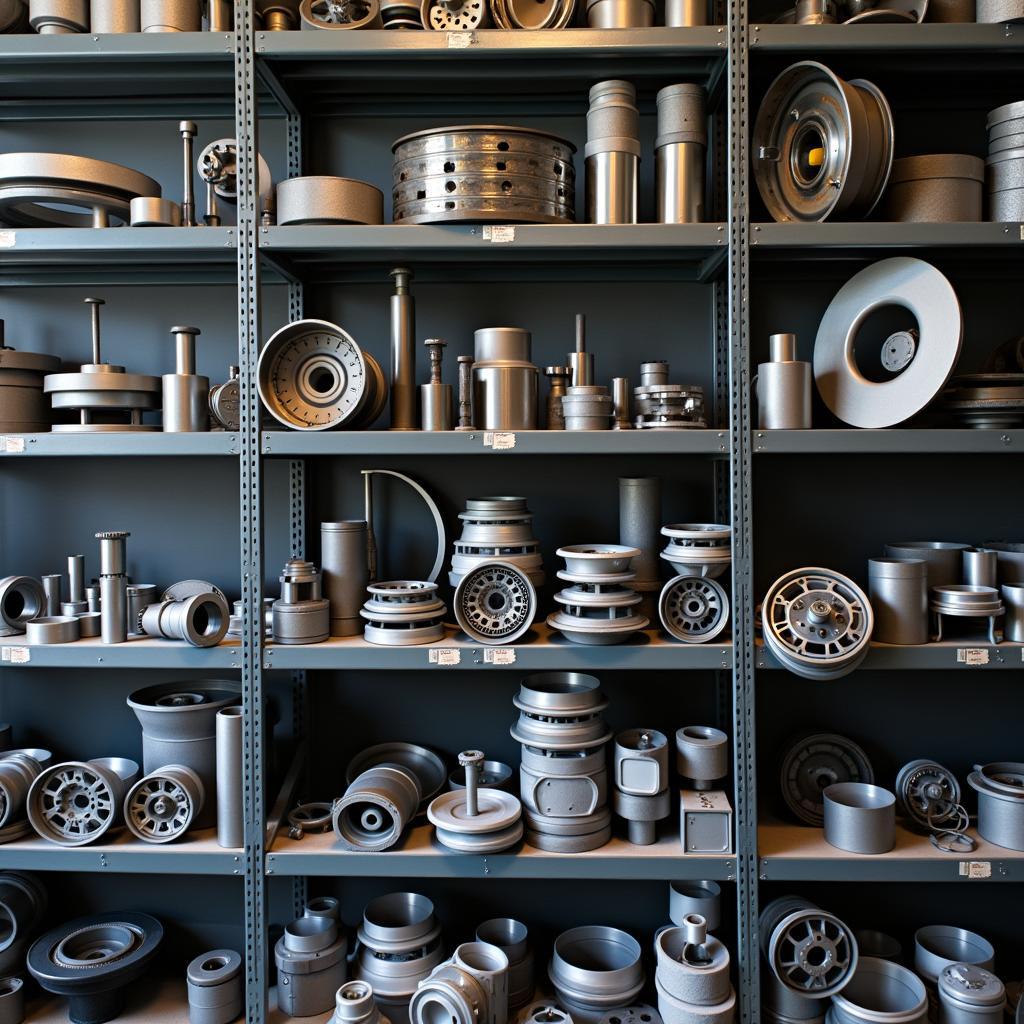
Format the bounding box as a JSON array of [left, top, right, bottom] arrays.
[[3, 8, 1023, 1024]]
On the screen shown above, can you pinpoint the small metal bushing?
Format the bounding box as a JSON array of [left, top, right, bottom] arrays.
[[187, 949, 243, 1024], [675, 726, 728, 789]]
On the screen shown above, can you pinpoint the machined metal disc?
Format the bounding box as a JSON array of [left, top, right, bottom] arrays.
[[762, 567, 873, 680], [659, 575, 730, 643], [421, 0, 489, 29], [258, 319, 382, 431], [814, 258, 962, 428], [454, 560, 537, 644], [124, 768, 201, 844], [780, 733, 874, 826], [346, 742, 446, 813], [28, 762, 118, 846], [428, 788, 522, 833]]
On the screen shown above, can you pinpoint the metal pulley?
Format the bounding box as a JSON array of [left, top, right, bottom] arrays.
[[762, 567, 873, 680], [258, 319, 388, 431], [752, 61, 894, 222]]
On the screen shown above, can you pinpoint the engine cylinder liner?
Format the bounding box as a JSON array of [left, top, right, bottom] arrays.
[[830, 958, 927, 1024], [392, 126, 575, 225], [335, 764, 421, 851], [938, 965, 1004, 1024], [675, 727, 728, 790], [275, 916, 348, 1018], [514, 672, 607, 716], [454, 561, 537, 644], [549, 926, 644, 1023], [762, 568, 873, 680], [277, 176, 384, 225], [884, 154, 984, 222], [123, 764, 204, 844], [258, 319, 387, 431], [186, 949, 243, 1024], [752, 61, 894, 223], [780, 732, 874, 827], [659, 576, 730, 643], [822, 782, 896, 855], [883, 542, 968, 590], [27, 911, 163, 1024]]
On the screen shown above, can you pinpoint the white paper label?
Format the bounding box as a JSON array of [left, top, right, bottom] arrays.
[[428, 648, 461, 665], [0, 231, 14, 249], [956, 648, 989, 665], [484, 648, 516, 664], [482, 225, 515, 243], [1, 647, 30, 664], [958, 861, 992, 879], [1020, 225, 1024, 241], [447, 30, 474, 46], [483, 431, 516, 450], [1, 436, 25, 453]]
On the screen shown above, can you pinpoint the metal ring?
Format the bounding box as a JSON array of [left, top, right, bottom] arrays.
[[454, 561, 537, 644], [286, 801, 334, 833], [929, 829, 977, 854]]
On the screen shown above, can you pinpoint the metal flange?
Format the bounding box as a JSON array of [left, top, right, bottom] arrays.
[[659, 576, 729, 643], [454, 561, 537, 644]]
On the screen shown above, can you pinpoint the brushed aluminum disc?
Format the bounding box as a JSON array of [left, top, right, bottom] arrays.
[[428, 788, 521, 833]]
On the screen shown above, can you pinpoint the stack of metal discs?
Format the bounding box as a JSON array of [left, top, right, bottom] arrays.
[[930, 584, 1004, 644], [633, 363, 706, 430], [986, 100, 1024, 222], [547, 545, 649, 645], [660, 524, 732, 579], [392, 126, 576, 225], [449, 496, 545, 587], [511, 673, 612, 853], [0, 332, 60, 433], [360, 581, 447, 646], [939, 373, 1024, 428]]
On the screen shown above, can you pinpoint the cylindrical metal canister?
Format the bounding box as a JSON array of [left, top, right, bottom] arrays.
[[585, 82, 640, 225], [665, 0, 705, 23], [885, 155, 985, 223], [140, 0, 200, 28], [883, 542, 968, 589], [868, 558, 928, 646], [822, 782, 896, 855], [963, 549, 997, 589], [321, 520, 369, 637], [476, 920, 533, 1013], [938, 964, 1004, 1024], [162, 374, 210, 432], [756, 333, 812, 429], [1002, 584, 1024, 642], [618, 477, 661, 591], [656, 85, 706, 225], [100, 574, 127, 644], [390, 268, 417, 431], [585, 0, 654, 26], [91, 0, 140, 32], [832, 958, 928, 1024], [215, 706, 243, 849], [472, 329, 538, 431]]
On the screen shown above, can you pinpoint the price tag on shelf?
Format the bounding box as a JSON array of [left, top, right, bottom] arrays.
[[483, 431, 516, 450], [1, 437, 25, 454], [1, 647, 30, 664], [482, 225, 515, 244], [447, 30, 475, 47], [483, 648, 516, 665], [958, 861, 992, 879], [0, 232, 14, 249], [428, 648, 461, 666], [956, 648, 989, 665]]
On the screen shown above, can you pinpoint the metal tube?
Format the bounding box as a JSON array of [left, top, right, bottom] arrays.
[[618, 477, 661, 586], [665, 0, 705, 23], [389, 268, 417, 430], [321, 521, 369, 637], [656, 143, 705, 223], [90, 0, 141, 32], [180, 121, 197, 227], [86, 297, 104, 365], [163, 326, 209, 432], [963, 548, 997, 588], [456, 356, 475, 431], [585, 81, 640, 225], [611, 377, 631, 430], [42, 575, 62, 617], [99, 574, 127, 644], [215, 706, 244, 848], [568, 314, 594, 388], [868, 558, 928, 646], [208, 0, 231, 27], [86, 586, 100, 613]]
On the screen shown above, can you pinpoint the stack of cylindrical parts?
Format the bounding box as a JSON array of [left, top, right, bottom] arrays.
[[275, 913, 348, 1018], [321, 520, 370, 637], [449, 497, 545, 588], [661, 525, 732, 579], [655, 918, 736, 1024], [272, 559, 330, 645], [475, 920, 534, 1014], [562, 386, 613, 430], [586, 81, 640, 225], [472, 328, 538, 430], [360, 581, 446, 646], [986, 101, 1024, 221], [334, 764, 421, 851], [656, 85, 706, 224], [756, 334, 812, 430], [612, 728, 670, 845], [884, 155, 984, 223], [410, 942, 509, 1024], [511, 673, 613, 852], [549, 926, 645, 1024], [676, 726, 728, 790], [187, 950, 243, 1024], [868, 558, 928, 646], [356, 893, 445, 1024], [619, 477, 662, 620], [634, 362, 707, 429]]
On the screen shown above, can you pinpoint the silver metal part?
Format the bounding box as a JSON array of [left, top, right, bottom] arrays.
[[90, 0, 138, 32], [885, 154, 984, 223], [549, 926, 645, 1023], [197, 139, 273, 214], [130, 197, 182, 227], [613, 729, 669, 846], [1003, 584, 1024, 642], [656, 85, 706, 224], [476, 920, 533, 1012], [914, 926, 994, 986], [272, 559, 330, 645], [215, 707, 243, 848], [390, 268, 417, 431], [363, 468, 445, 584], [895, 758, 965, 834], [24, 616, 79, 645], [335, 764, 421, 851], [757, 333, 812, 429], [346, 742, 446, 814], [208, 366, 239, 430], [450, 496, 544, 588], [930, 585, 1003, 645], [28, 0, 86, 35], [569, 314, 594, 389], [360, 581, 446, 647], [0, 576, 45, 637], [123, 764, 204, 844], [780, 733, 875, 827], [0, 324, 60, 433], [814, 258, 962, 428], [96, 530, 129, 645], [963, 548, 997, 588], [619, 477, 661, 594], [258, 319, 387, 431], [322, 520, 370, 637], [562, 386, 613, 431], [454, 561, 537, 644], [421, 338, 453, 431], [675, 726, 728, 791], [187, 949, 244, 1024], [162, 326, 209, 433], [938, 965, 1004, 1024], [126, 583, 158, 636], [457, 356, 476, 430], [655, 926, 732, 1008], [585, 82, 640, 225], [868, 558, 928, 646], [659, 576, 729, 644], [392, 126, 576, 225], [178, 121, 197, 225], [669, 881, 721, 932], [422, 0, 490, 28], [330, 980, 389, 1024], [545, 366, 570, 430], [883, 541, 968, 590], [822, 782, 896, 855], [274, 916, 348, 1018], [490, 0, 575, 27], [300, 0, 382, 26], [585, 0, 653, 24], [753, 61, 894, 222], [660, 524, 731, 579], [831, 959, 926, 1024], [142, 0, 200, 31], [472, 328, 539, 431], [41, 575, 61, 617], [762, 567, 873, 680], [967, 763, 1024, 851]]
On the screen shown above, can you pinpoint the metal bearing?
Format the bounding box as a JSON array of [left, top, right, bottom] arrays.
[[659, 576, 729, 643], [454, 560, 537, 644]]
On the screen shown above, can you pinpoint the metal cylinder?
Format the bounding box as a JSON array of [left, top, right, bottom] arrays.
[[585, 82, 640, 225], [756, 334, 812, 430], [91, 0, 140, 31], [868, 558, 928, 646], [832, 959, 928, 1024], [669, 880, 721, 931], [883, 542, 969, 590], [938, 965, 1004, 1024], [163, 326, 209, 432], [86, 586, 100, 613], [619, 477, 661, 588], [472, 328, 538, 431], [656, 143, 705, 224], [569, 314, 594, 389], [475, 920, 533, 1013], [1002, 584, 1024, 642], [885, 155, 984, 223], [321, 520, 369, 637], [99, 574, 127, 645], [29, 0, 88, 32], [822, 782, 896, 855], [675, 726, 728, 789], [127, 583, 158, 635], [215, 706, 243, 849], [335, 765, 421, 851], [187, 950, 244, 1024], [611, 378, 631, 430], [141, 0, 200, 28], [68, 555, 85, 604], [276, 918, 348, 1019], [41, 575, 61, 617], [207, 0, 230, 27], [963, 549, 997, 589], [390, 268, 417, 431], [585, 0, 654, 26], [141, 594, 229, 648], [665, 0, 705, 22]]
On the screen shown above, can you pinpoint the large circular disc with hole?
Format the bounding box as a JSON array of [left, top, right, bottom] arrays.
[[455, 560, 537, 644], [659, 575, 730, 643], [780, 733, 875, 826]]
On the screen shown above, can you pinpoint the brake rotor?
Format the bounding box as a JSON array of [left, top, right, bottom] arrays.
[[762, 568, 873, 680], [780, 733, 875, 826], [454, 560, 537, 644], [659, 575, 730, 644]]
